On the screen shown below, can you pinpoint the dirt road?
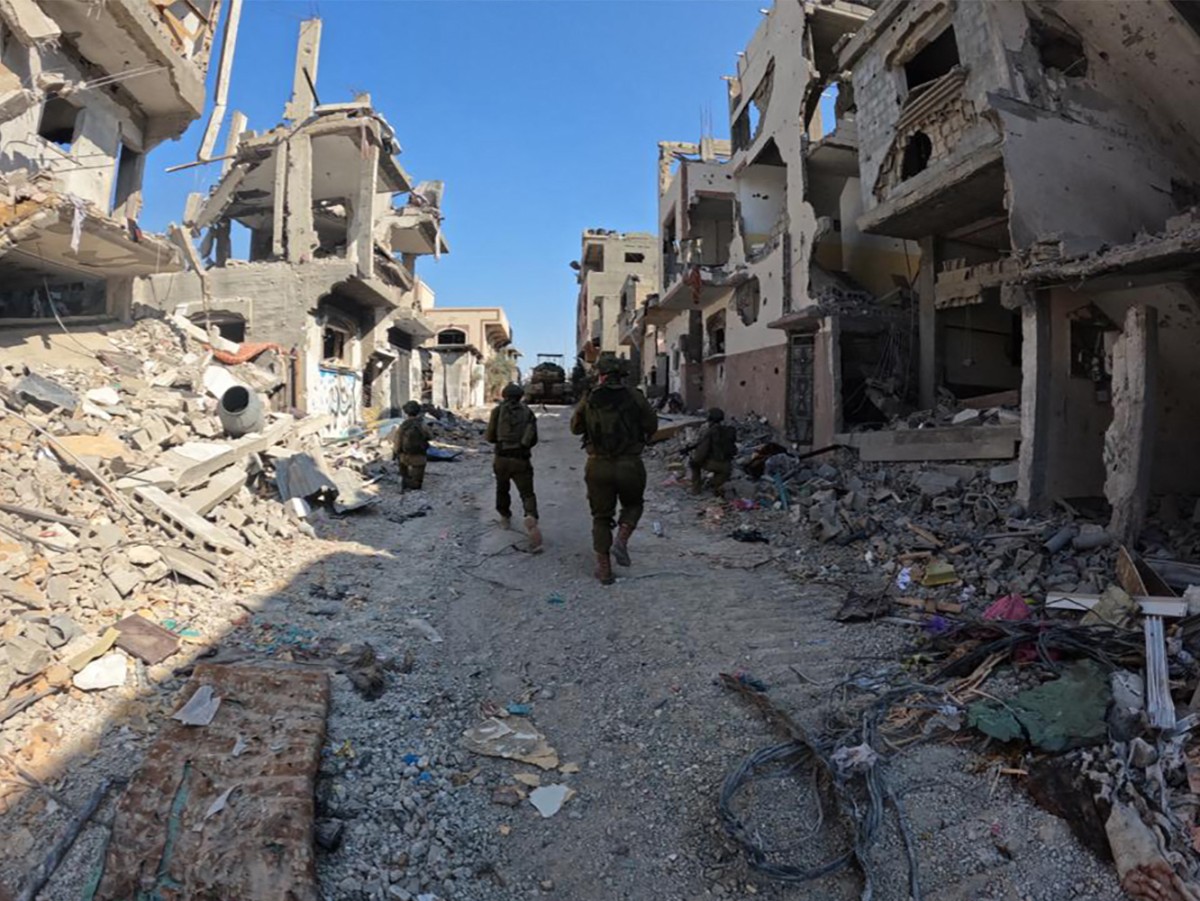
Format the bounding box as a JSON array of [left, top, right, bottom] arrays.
[[12, 411, 1120, 901]]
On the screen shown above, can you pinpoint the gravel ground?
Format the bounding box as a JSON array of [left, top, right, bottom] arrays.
[[0, 412, 1125, 901]]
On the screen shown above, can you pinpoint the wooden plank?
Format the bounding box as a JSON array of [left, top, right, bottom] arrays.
[[94, 664, 329, 901], [1145, 616, 1176, 729], [133, 486, 248, 554], [1116, 546, 1148, 597], [176, 416, 293, 489], [1046, 592, 1187, 618]]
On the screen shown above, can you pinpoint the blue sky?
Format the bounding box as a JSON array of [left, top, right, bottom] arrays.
[[141, 0, 771, 361]]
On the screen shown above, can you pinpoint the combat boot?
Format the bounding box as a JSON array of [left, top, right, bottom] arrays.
[[612, 523, 635, 567], [525, 515, 543, 552], [594, 552, 614, 585]]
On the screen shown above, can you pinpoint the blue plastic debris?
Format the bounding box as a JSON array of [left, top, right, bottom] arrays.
[[403, 753, 421, 766], [546, 594, 566, 606], [506, 703, 532, 716]]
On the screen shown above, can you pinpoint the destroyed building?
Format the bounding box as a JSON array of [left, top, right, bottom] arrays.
[[646, 0, 915, 442], [133, 18, 448, 434], [839, 0, 1200, 541], [573, 229, 657, 367], [0, 0, 224, 327], [419, 305, 515, 409]]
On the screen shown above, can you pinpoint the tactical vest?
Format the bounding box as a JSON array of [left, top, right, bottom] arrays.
[[583, 387, 643, 457], [397, 419, 429, 455]]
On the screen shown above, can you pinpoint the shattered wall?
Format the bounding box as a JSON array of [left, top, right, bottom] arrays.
[[991, 2, 1200, 255], [1041, 282, 1200, 499]]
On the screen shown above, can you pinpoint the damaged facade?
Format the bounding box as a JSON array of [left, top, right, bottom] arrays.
[[133, 18, 452, 433], [643, 0, 916, 443], [419, 304, 516, 410], [0, 0, 223, 326], [574, 229, 657, 373], [840, 0, 1200, 541]]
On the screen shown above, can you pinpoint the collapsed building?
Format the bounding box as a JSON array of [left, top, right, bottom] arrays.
[[419, 304, 516, 409], [839, 0, 1200, 541], [574, 229, 657, 369], [644, 0, 916, 443], [133, 18, 448, 432], [0, 0, 223, 327]]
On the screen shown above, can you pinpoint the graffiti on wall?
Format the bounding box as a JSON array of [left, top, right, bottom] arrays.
[[314, 367, 361, 436]]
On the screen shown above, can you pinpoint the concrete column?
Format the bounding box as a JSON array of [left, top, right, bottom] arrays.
[[284, 19, 322, 122], [348, 133, 379, 279], [271, 141, 287, 258], [1016, 291, 1050, 511], [1105, 304, 1158, 546], [285, 134, 316, 264], [917, 235, 937, 410]]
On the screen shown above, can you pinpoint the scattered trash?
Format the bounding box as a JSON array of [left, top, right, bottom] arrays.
[[730, 526, 769, 544], [968, 660, 1110, 752], [72, 653, 127, 692], [528, 784, 575, 818], [405, 618, 444, 644], [172, 684, 222, 727], [506, 702, 532, 716], [546, 594, 566, 606], [652, 521, 664, 537], [896, 567, 913, 591], [462, 717, 559, 770]]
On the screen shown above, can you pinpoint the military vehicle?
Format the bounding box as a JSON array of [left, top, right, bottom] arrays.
[[527, 353, 572, 404]]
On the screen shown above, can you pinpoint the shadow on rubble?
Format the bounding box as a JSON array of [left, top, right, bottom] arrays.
[[0, 469, 463, 901]]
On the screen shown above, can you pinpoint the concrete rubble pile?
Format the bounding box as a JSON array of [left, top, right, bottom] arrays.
[[675, 418, 1200, 899], [0, 313, 386, 714]]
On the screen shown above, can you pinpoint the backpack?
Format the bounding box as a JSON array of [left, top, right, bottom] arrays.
[[398, 419, 428, 455], [711, 424, 738, 462], [496, 401, 536, 450], [583, 387, 641, 457]]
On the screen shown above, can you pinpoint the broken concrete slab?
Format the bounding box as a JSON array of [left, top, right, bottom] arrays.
[[94, 663, 330, 901], [844, 425, 1020, 462], [182, 464, 247, 517], [275, 453, 337, 502], [913, 470, 961, 496], [133, 486, 249, 554], [158, 546, 219, 588], [12, 373, 77, 413], [72, 653, 127, 691], [175, 415, 294, 490], [989, 462, 1019, 485], [4, 635, 50, 675]]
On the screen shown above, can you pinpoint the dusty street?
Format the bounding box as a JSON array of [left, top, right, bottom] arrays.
[[8, 410, 1125, 901]]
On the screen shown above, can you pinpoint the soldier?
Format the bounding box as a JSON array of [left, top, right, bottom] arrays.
[[393, 400, 433, 490], [486, 382, 542, 550], [570, 355, 658, 584], [689, 408, 737, 496]]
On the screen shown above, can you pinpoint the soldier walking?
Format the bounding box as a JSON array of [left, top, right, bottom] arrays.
[[393, 400, 433, 490], [689, 408, 737, 496], [486, 383, 542, 551], [570, 356, 658, 584]]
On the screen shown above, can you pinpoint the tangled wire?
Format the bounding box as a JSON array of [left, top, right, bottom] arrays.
[[717, 618, 1146, 900]]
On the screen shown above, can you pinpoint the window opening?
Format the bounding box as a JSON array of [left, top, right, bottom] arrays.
[[1030, 18, 1087, 77], [706, 310, 726, 357], [624, 252, 645, 263], [901, 132, 933, 179], [904, 27, 960, 92], [38, 97, 80, 149], [111, 143, 144, 216], [437, 328, 467, 346], [323, 326, 349, 363]]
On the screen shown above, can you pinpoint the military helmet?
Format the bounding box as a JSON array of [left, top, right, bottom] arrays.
[[707, 407, 725, 423], [596, 354, 623, 376], [402, 400, 421, 416], [502, 382, 524, 400]]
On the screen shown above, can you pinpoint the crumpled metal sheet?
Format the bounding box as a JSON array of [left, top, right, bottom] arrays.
[[94, 663, 330, 901]]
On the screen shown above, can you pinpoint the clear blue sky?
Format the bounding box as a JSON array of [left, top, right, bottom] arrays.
[[141, 0, 771, 361]]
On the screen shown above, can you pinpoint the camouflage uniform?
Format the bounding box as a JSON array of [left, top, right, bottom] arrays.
[[570, 357, 658, 582], [393, 406, 433, 490]]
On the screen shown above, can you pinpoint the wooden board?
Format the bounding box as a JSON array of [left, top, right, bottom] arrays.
[[94, 663, 330, 901], [1046, 592, 1187, 618]]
